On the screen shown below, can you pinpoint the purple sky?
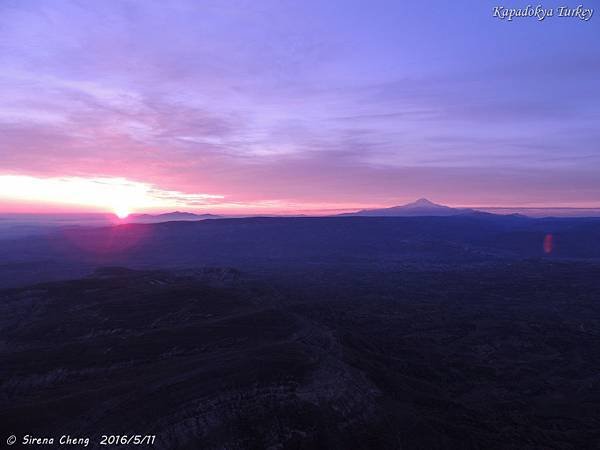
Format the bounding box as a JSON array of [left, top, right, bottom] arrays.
[[0, 0, 599, 214]]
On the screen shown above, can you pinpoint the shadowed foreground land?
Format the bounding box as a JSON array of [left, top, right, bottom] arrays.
[[2, 261, 600, 449], [2, 215, 600, 289]]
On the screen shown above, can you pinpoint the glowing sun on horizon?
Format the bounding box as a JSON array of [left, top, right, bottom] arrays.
[[113, 204, 131, 219]]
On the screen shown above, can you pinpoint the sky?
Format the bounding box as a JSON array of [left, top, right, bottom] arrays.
[[0, 0, 598, 215]]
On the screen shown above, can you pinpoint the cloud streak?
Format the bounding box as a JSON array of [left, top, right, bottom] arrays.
[[0, 0, 599, 211]]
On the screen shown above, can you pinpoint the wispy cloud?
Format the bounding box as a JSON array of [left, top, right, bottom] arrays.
[[0, 0, 598, 210]]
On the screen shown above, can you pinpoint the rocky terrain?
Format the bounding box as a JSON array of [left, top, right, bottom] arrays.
[[2, 261, 600, 449]]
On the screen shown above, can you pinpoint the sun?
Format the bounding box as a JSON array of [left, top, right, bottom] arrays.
[[113, 204, 131, 219]]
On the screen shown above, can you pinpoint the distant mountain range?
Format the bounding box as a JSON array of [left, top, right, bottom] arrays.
[[127, 211, 220, 222], [341, 198, 482, 217], [122, 200, 491, 223], [106, 201, 599, 224]]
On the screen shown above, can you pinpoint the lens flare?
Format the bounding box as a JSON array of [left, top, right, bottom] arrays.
[[543, 233, 553, 254]]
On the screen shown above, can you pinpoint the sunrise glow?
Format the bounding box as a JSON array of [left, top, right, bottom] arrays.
[[0, 175, 224, 213], [113, 204, 131, 219]]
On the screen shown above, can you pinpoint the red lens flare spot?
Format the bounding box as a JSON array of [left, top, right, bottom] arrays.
[[543, 233, 553, 254], [60, 223, 152, 257]]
